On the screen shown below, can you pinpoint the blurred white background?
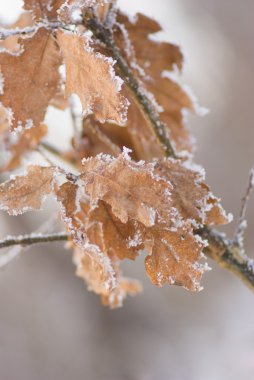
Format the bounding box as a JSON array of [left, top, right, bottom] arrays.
[[0, 1, 254, 379]]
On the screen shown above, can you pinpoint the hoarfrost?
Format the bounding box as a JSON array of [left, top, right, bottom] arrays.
[[127, 231, 142, 248]]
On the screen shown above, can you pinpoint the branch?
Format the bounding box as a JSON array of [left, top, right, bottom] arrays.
[[84, 13, 177, 158], [0, 228, 253, 292], [0, 233, 68, 249], [199, 228, 254, 291]]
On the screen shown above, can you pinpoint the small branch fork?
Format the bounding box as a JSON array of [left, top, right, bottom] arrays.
[[0, 11, 254, 292]]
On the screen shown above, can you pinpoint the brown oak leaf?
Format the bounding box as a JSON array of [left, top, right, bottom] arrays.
[[57, 30, 128, 124], [0, 28, 61, 130], [55, 180, 141, 307], [115, 12, 194, 157], [74, 246, 142, 308], [23, 0, 68, 20], [153, 159, 229, 226], [80, 150, 176, 227], [79, 151, 229, 290], [23, 0, 113, 24]]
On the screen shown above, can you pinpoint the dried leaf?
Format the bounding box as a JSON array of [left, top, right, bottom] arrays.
[[79, 151, 228, 291], [144, 224, 206, 290], [57, 30, 128, 124], [0, 28, 61, 130], [115, 12, 193, 157], [154, 159, 229, 226], [0, 165, 54, 215], [74, 246, 142, 308], [80, 150, 175, 227], [23, 0, 66, 20], [55, 180, 141, 307]]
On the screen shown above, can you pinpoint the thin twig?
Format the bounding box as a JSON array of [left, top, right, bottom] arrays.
[[40, 141, 62, 157], [40, 142, 79, 174], [36, 145, 56, 166], [0, 214, 60, 268], [84, 13, 177, 158], [0, 233, 68, 249], [234, 168, 254, 250]]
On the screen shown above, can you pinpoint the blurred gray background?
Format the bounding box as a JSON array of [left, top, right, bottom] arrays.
[[0, 1, 254, 379]]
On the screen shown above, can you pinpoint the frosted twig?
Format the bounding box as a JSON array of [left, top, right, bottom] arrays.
[[0, 233, 68, 249], [0, 25, 40, 40], [234, 168, 254, 252], [0, 214, 59, 268], [0, 21, 79, 41]]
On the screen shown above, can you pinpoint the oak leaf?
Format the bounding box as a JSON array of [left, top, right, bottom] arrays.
[[0, 28, 61, 130], [79, 151, 229, 290], [57, 30, 128, 124], [74, 246, 142, 308], [115, 12, 194, 157], [55, 180, 141, 307], [23, 0, 112, 24], [153, 159, 229, 226]]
